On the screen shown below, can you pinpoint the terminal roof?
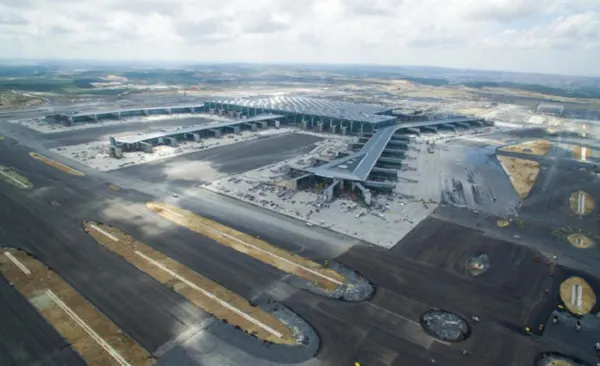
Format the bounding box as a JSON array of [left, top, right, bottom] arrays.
[[207, 96, 397, 124], [115, 114, 284, 145], [66, 104, 204, 118], [306, 117, 483, 182]]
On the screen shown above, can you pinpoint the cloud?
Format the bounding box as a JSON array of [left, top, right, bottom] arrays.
[[343, 0, 403, 16], [0, 13, 28, 25], [481, 11, 600, 50], [241, 16, 289, 34], [460, 0, 552, 22], [0, 0, 598, 75], [108, 0, 184, 16]]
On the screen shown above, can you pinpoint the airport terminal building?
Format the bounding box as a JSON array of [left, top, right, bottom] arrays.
[[49, 96, 490, 203], [204, 96, 400, 134]]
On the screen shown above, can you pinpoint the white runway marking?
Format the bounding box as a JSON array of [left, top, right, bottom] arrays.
[[0, 169, 28, 188], [134, 250, 284, 339], [89, 224, 119, 242], [577, 191, 586, 215], [4, 252, 31, 275], [45, 290, 131, 366], [161, 207, 343, 286]]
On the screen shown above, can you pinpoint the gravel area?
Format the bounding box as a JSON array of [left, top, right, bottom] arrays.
[[420, 310, 471, 342]]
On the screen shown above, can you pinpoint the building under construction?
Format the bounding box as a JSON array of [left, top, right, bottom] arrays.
[[282, 117, 491, 205], [57, 96, 490, 203]]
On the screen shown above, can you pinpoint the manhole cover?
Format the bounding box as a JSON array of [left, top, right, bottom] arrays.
[[567, 234, 595, 249], [568, 191, 595, 216], [559, 276, 596, 315], [420, 309, 470, 342]]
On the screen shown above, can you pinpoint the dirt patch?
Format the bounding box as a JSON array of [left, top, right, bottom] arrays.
[[0, 248, 154, 365], [568, 190, 596, 216], [146, 202, 347, 292], [499, 139, 553, 156], [107, 184, 121, 191], [0, 165, 33, 189], [571, 146, 594, 161], [496, 219, 510, 228], [83, 222, 296, 345], [547, 361, 574, 366], [559, 276, 596, 315], [497, 156, 541, 199], [567, 234, 595, 249], [29, 152, 85, 176]]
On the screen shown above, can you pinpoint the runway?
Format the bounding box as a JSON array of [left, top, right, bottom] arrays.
[[0, 138, 319, 364], [0, 276, 85, 366]]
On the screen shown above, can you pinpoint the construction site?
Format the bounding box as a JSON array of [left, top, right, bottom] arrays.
[[1, 85, 600, 366]]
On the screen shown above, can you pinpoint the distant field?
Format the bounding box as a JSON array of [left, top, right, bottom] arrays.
[[1, 64, 599, 107]]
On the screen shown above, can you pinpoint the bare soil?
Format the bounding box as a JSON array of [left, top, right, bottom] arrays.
[[146, 202, 347, 292], [559, 276, 596, 315], [499, 139, 553, 156], [0, 165, 33, 189], [0, 248, 154, 365], [29, 152, 85, 176], [571, 145, 593, 161], [567, 234, 595, 249], [497, 156, 541, 199], [568, 190, 596, 216]]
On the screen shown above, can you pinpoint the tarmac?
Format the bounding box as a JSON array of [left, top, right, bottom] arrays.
[[0, 117, 599, 366]]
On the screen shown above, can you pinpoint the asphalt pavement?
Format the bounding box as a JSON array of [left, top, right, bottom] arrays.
[[1, 119, 599, 366]]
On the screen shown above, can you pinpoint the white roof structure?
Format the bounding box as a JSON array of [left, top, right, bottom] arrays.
[[207, 96, 398, 124]]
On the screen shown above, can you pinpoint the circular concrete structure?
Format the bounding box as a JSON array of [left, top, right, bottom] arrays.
[[567, 234, 595, 249], [559, 276, 596, 315], [420, 310, 470, 342], [568, 191, 595, 216]]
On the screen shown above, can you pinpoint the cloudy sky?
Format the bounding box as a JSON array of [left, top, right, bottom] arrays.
[[1, 0, 599, 76]]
